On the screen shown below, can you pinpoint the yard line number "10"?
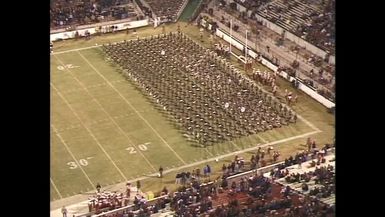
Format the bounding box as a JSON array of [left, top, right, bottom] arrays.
[[126, 142, 150, 154]]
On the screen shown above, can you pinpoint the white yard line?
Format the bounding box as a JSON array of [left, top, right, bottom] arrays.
[[51, 125, 95, 189], [52, 45, 102, 55], [230, 141, 241, 150], [257, 135, 268, 143], [54, 55, 157, 173], [77, 51, 187, 165], [296, 114, 322, 132], [50, 177, 63, 199], [51, 80, 128, 181], [205, 148, 214, 157]]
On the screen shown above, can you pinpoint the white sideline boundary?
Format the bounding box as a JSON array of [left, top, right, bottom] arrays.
[[52, 45, 102, 55], [76, 51, 187, 165]]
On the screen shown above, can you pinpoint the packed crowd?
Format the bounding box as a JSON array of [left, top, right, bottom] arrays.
[[88, 191, 126, 213], [172, 145, 334, 216], [90, 140, 334, 217], [103, 32, 296, 146], [145, 0, 187, 21], [268, 142, 335, 205], [50, 0, 140, 29]]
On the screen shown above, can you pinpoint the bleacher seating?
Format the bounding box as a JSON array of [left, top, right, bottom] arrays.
[[144, 0, 187, 21], [50, 0, 140, 29], [255, 0, 335, 53]]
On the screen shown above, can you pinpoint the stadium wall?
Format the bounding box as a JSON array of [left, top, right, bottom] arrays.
[[50, 19, 149, 41], [201, 19, 334, 108]]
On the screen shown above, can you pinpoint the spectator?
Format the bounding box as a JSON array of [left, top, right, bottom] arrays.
[[61, 206, 67, 217], [136, 180, 141, 192], [96, 183, 101, 193], [159, 166, 163, 178]]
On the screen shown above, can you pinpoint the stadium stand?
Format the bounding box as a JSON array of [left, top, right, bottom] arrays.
[[103, 32, 297, 146], [229, 0, 335, 54], [143, 0, 188, 21], [255, 0, 335, 54], [88, 143, 335, 216], [50, 0, 141, 29], [134, 0, 153, 18]]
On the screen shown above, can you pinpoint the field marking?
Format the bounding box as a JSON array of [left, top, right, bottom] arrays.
[[257, 135, 268, 143], [59, 79, 127, 94], [230, 141, 241, 150], [51, 80, 128, 181], [51, 125, 95, 189], [296, 114, 322, 132], [205, 148, 214, 157], [55, 113, 135, 133], [98, 129, 321, 192], [77, 51, 187, 165], [52, 45, 102, 55], [54, 55, 157, 173], [50, 177, 63, 199]]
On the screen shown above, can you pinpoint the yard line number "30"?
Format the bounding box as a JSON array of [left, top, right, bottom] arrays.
[[67, 159, 89, 169], [67, 157, 93, 169]]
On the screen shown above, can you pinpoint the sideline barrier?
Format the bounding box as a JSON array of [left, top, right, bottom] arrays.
[[50, 19, 150, 42]]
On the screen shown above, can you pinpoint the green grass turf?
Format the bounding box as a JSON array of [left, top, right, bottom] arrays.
[[50, 22, 334, 202]]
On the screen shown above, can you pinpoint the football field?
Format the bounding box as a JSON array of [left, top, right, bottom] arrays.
[[50, 23, 334, 202]]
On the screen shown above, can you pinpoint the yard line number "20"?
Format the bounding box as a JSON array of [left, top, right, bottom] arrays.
[[126, 142, 150, 154]]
